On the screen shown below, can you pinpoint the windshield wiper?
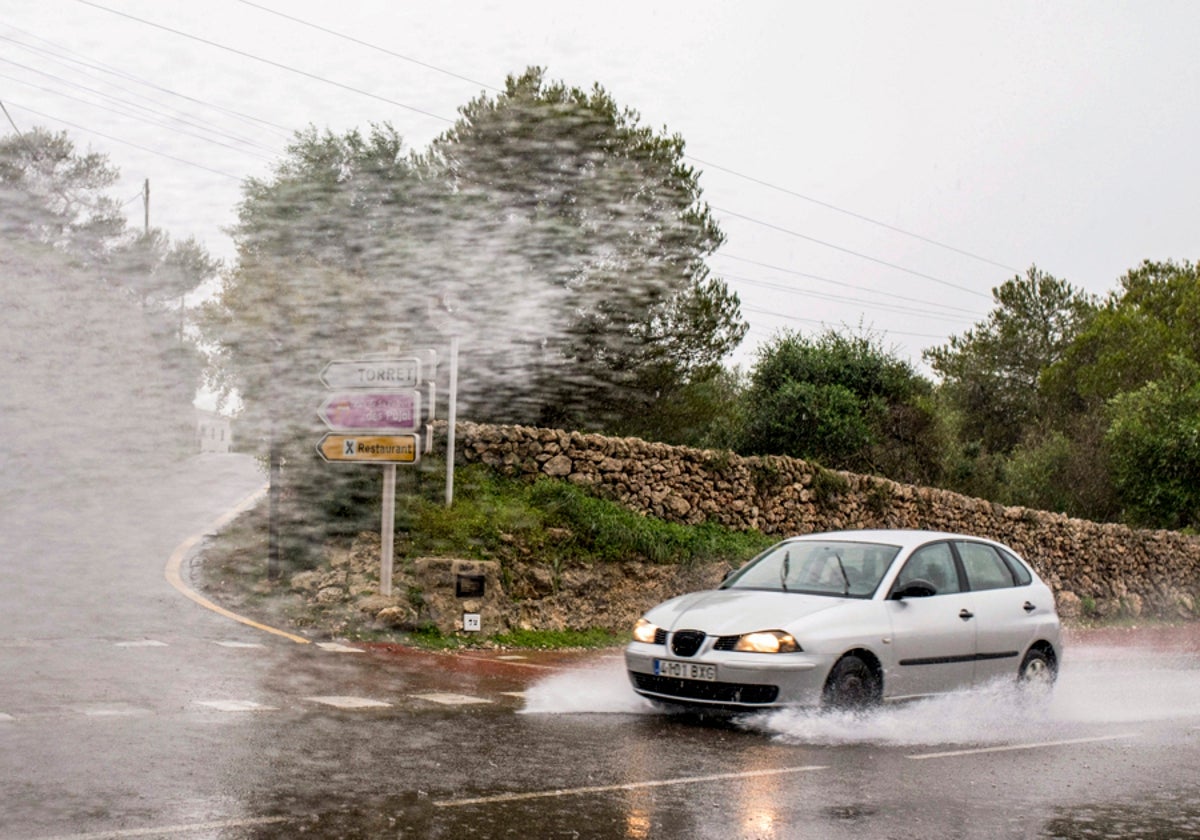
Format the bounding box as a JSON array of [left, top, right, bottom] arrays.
[[834, 552, 851, 596], [780, 550, 790, 592]]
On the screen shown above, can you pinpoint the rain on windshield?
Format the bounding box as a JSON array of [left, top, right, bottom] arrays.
[[723, 541, 900, 598]]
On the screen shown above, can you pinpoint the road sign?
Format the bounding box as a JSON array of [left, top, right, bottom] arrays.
[[320, 357, 421, 390], [317, 391, 420, 431], [316, 434, 420, 464]]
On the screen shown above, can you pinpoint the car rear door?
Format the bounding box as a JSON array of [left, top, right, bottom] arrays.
[[885, 541, 978, 699], [953, 540, 1036, 684]]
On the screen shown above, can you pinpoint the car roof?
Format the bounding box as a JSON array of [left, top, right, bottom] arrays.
[[783, 529, 1004, 551]]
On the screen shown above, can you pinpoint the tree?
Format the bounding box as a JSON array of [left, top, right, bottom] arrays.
[[213, 69, 746, 438], [925, 266, 1097, 453], [1043, 260, 1200, 412], [740, 329, 943, 483], [1106, 356, 1200, 530], [0, 127, 125, 264], [1, 127, 218, 469], [424, 67, 746, 429]]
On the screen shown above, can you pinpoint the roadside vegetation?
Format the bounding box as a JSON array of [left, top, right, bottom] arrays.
[[5, 64, 1197, 620], [197, 463, 774, 648]]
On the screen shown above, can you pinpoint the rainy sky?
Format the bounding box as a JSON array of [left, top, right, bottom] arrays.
[[3, 0, 1198, 371]]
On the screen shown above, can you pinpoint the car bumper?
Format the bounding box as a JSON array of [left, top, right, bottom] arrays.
[[624, 643, 831, 710]]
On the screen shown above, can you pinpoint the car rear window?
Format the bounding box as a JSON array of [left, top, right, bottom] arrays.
[[957, 541, 1017, 591]]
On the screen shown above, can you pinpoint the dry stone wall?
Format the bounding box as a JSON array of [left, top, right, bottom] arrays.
[[458, 421, 1200, 621]]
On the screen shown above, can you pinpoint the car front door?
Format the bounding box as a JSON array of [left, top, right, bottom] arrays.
[[884, 541, 978, 699]]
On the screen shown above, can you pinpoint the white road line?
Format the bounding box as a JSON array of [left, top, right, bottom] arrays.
[[496, 655, 527, 660], [193, 700, 278, 713], [79, 707, 147, 718], [907, 733, 1139, 760], [434, 765, 829, 808], [0, 712, 13, 722], [454, 654, 558, 671], [29, 815, 290, 839], [214, 641, 266, 649], [412, 692, 492, 706], [305, 696, 391, 709], [114, 640, 167, 648], [500, 691, 526, 699]]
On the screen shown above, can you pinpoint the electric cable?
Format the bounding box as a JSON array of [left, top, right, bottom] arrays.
[[74, 0, 456, 125]]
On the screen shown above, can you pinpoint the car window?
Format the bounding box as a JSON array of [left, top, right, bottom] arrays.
[[725, 541, 899, 598], [957, 541, 1016, 591], [999, 548, 1034, 585], [895, 542, 960, 595]]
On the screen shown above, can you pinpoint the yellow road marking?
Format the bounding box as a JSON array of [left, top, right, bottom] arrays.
[[164, 483, 310, 645]]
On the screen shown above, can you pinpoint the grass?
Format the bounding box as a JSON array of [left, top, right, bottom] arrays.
[[407, 626, 625, 651], [198, 464, 773, 650], [397, 464, 774, 568]]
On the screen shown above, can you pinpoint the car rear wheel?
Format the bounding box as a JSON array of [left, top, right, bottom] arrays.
[[1017, 648, 1056, 691], [822, 654, 881, 710]]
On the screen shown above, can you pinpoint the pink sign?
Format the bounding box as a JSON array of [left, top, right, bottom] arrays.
[[318, 391, 420, 431]]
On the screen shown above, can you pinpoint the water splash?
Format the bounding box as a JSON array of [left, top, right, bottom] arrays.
[[521, 658, 654, 715], [521, 644, 1200, 747]]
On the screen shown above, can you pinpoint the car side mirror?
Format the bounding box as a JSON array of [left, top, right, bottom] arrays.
[[892, 579, 938, 600]]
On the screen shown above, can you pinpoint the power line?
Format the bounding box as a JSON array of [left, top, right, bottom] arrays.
[[713, 252, 986, 317], [2, 99, 243, 180], [690, 155, 1021, 273], [0, 66, 278, 162], [724, 272, 973, 323], [228, 1, 1021, 287], [0, 99, 22, 135], [73, 0, 456, 125], [0, 27, 294, 139], [740, 304, 951, 341], [237, 0, 502, 94], [711, 205, 993, 299]]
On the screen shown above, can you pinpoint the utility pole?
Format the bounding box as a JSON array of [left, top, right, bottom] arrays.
[[143, 178, 150, 233]]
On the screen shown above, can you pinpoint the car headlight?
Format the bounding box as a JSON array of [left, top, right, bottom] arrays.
[[734, 630, 800, 653], [632, 618, 662, 644]]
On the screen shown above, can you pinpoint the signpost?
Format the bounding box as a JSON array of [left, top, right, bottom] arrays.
[[317, 391, 420, 431], [320, 358, 419, 390], [316, 433, 419, 464], [316, 350, 436, 597]]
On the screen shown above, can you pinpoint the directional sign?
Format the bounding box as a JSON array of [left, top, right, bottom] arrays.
[[318, 391, 420, 431], [316, 433, 420, 464], [320, 357, 421, 390]]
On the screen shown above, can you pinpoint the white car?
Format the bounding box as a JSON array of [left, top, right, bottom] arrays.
[[625, 530, 1061, 710]]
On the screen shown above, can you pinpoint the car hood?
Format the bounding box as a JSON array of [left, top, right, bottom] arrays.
[[647, 588, 850, 635]]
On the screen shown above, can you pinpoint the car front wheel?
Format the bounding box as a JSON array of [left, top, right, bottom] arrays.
[[822, 654, 881, 710]]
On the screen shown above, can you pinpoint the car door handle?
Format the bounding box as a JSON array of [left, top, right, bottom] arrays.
[[1023, 601, 1036, 613], [959, 609, 974, 620]]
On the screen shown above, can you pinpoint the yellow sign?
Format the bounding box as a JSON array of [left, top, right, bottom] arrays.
[[316, 433, 419, 464]]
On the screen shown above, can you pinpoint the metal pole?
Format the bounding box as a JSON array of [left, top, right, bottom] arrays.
[[445, 335, 459, 507], [380, 464, 396, 596]]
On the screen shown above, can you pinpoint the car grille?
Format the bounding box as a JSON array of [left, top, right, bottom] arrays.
[[670, 630, 706, 657], [632, 673, 780, 706], [712, 635, 740, 651], [653, 627, 668, 645]]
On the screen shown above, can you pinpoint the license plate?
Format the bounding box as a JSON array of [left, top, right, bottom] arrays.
[[654, 659, 717, 681]]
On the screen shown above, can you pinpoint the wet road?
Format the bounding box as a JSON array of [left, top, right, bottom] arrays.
[[3, 455, 1200, 839]]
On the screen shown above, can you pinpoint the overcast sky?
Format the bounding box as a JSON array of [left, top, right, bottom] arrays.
[[3, 0, 1198, 371]]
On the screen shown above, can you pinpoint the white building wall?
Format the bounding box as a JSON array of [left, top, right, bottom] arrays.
[[195, 409, 233, 453]]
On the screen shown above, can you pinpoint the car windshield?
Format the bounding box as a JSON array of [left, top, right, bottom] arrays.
[[723, 540, 900, 598]]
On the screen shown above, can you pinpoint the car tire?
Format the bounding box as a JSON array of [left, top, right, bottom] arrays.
[[1017, 648, 1056, 690], [822, 654, 881, 710]]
